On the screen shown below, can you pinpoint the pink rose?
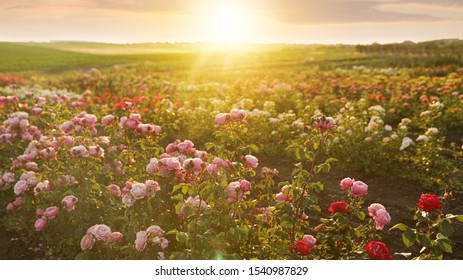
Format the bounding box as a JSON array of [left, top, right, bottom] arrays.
[[107, 184, 122, 196], [83, 114, 97, 126], [214, 113, 229, 125], [239, 179, 251, 192], [122, 194, 135, 207], [146, 225, 164, 237], [6, 203, 15, 211], [80, 234, 95, 250], [14, 180, 28, 195], [145, 180, 160, 196], [302, 234, 317, 250], [230, 109, 247, 121], [339, 177, 354, 191], [276, 185, 293, 202], [44, 206, 59, 219], [2, 172, 15, 184], [62, 195, 78, 212], [108, 232, 124, 243], [165, 143, 177, 153], [368, 203, 386, 217], [160, 237, 169, 249], [146, 158, 159, 174], [14, 197, 23, 206], [130, 183, 147, 200], [35, 218, 47, 231], [350, 181, 368, 197], [34, 180, 50, 195], [162, 157, 181, 171], [226, 181, 245, 203], [101, 115, 115, 126], [373, 209, 391, 230], [135, 231, 148, 252], [244, 155, 258, 169], [91, 224, 112, 241]]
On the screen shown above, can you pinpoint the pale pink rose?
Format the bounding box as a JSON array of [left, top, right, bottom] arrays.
[[146, 225, 164, 237], [230, 109, 247, 121], [6, 203, 15, 211], [302, 234, 317, 250], [130, 113, 141, 122], [36, 208, 44, 215], [62, 136, 75, 146], [146, 158, 159, 174], [179, 196, 208, 218], [19, 119, 29, 131], [37, 97, 46, 106], [177, 142, 189, 153], [101, 115, 115, 126], [14, 180, 28, 195], [368, 203, 386, 217], [226, 181, 244, 203], [161, 157, 181, 171], [91, 224, 112, 241], [20, 171, 37, 186], [350, 181, 368, 197], [32, 107, 43, 115], [122, 194, 135, 207], [62, 195, 78, 212], [160, 237, 169, 249], [108, 232, 124, 243], [339, 177, 354, 191], [107, 184, 122, 196], [276, 185, 292, 202], [244, 155, 258, 169], [119, 116, 128, 127], [60, 121, 74, 133], [165, 143, 177, 153], [145, 180, 160, 196], [400, 137, 414, 151], [130, 183, 147, 200], [14, 197, 23, 206], [80, 234, 95, 250], [157, 252, 165, 260], [135, 231, 148, 252], [70, 145, 89, 158], [83, 114, 97, 126], [373, 209, 391, 230], [206, 163, 218, 174], [214, 113, 229, 125], [88, 145, 105, 158], [43, 206, 59, 219], [3, 172, 15, 184], [239, 179, 251, 192], [35, 218, 47, 231], [34, 180, 50, 195], [25, 162, 38, 171]]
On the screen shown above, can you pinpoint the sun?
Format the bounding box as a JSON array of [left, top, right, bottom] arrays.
[[197, 1, 252, 44]]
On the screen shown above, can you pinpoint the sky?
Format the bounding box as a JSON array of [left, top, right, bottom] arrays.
[[1, 0, 463, 44]]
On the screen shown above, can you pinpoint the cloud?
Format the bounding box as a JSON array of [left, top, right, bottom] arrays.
[[257, 0, 460, 25]]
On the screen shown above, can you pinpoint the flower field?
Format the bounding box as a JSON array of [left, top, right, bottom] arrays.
[[1, 43, 463, 260]]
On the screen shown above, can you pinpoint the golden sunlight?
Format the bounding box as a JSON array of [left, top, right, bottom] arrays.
[[196, 1, 253, 44]]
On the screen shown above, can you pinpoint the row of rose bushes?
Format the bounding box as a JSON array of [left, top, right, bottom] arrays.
[[1, 82, 462, 259], [0, 66, 462, 259]]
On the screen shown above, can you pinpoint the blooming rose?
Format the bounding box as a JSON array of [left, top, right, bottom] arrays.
[[276, 185, 293, 202], [107, 184, 121, 196], [101, 115, 115, 126], [108, 232, 124, 243], [87, 224, 112, 241], [130, 183, 147, 200], [214, 113, 229, 125], [35, 218, 47, 231], [368, 203, 386, 217], [230, 109, 247, 121], [313, 116, 335, 132], [416, 193, 442, 212], [328, 201, 350, 214], [350, 181, 368, 197], [226, 181, 245, 203], [239, 179, 251, 192], [62, 195, 78, 212], [43, 206, 59, 219], [80, 234, 95, 250], [14, 180, 28, 195], [373, 209, 391, 230], [244, 155, 258, 169], [146, 158, 159, 174], [135, 231, 148, 252], [339, 177, 354, 190], [364, 241, 392, 260], [122, 194, 135, 207], [302, 235, 317, 251]]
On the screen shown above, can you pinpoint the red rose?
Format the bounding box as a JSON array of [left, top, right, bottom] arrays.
[[416, 193, 442, 212], [364, 241, 392, 260], [328, 201, 350, 214], [291, 240, 311, 256]]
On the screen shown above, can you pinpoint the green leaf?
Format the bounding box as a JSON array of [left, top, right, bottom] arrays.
[[402, 229, 416, 247], [389, 223, 409, 232], [454, 215, 463, 223], [432, 246, 443, 260], [75, 251, 89, 260], [437, 238, 452, 253], [439, 219, 454, 237], [205, 142, 215, 151], [356, 211, 366, 221], [417, 234, 432, 248]]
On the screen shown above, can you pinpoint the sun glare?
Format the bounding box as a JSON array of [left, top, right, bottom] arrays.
[[197, 1, 253, 44]]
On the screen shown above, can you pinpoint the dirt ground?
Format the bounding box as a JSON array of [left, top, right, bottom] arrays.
[[1, 160, 462, 260]]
